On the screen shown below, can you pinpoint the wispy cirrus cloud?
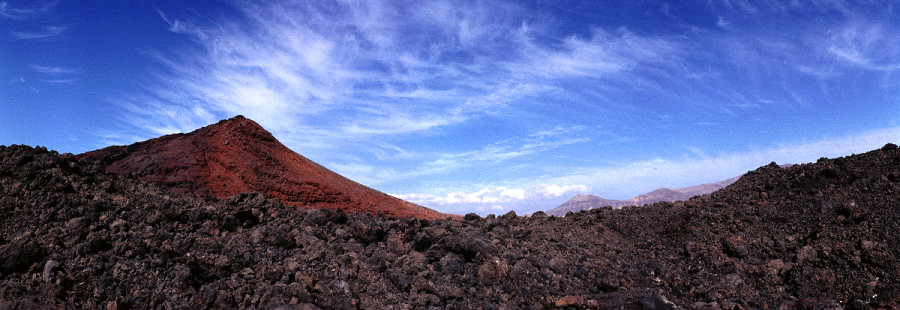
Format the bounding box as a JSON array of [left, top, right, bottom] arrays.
[[328, 125, 591, 187], [120, 0, 683, 157], [340, 112, 466, 137], [826, 22, 900, 71], [518, 27, 681, 79], [40, 79, 77, 84], [31, 65, 77, 75], [0, 0, 57, 19], [419, 126, 589, 175], [12, 25, 66, 39]]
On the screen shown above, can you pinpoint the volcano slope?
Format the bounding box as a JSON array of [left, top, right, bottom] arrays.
[[77, 116, 449, 220], [1, 143, 899, 309]]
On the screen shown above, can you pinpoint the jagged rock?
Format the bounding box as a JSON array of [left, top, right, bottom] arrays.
[[477, 256, 509, 284], [723, 236, 749, 258]]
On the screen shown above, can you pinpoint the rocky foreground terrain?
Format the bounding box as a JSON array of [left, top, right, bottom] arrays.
[[1, 143, 899, 309]]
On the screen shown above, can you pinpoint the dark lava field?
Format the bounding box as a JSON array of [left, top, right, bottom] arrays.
[[2, 143, 900, 309]]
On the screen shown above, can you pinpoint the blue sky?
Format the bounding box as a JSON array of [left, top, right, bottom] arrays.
[[2, 1, 899, 215]]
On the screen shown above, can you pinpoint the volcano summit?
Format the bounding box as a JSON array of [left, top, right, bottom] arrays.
[[78, 116, 451, 220]]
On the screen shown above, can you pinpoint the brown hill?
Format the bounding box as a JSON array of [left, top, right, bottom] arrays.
[[631, 187, 692, 205], [547, 193, 631, 215], [546, 176, 740, 216], [77, 116, 453, 220], [673, 175, 741, 197]]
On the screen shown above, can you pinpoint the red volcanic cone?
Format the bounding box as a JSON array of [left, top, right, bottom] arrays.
[[79, 116, 454, 220]]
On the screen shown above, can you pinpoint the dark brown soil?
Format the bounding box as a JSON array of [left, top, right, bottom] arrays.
[[1, 143, 899, 309]]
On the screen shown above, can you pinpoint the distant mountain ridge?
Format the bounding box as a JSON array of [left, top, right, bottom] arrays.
[[546, 176, 741, 216]]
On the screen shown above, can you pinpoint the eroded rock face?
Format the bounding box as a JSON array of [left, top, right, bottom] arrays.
[[77, 116, 452, 220], [2, 144, 900, 308]]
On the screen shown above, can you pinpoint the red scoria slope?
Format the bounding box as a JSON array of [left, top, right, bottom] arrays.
[[78, 116, 454, 220]]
